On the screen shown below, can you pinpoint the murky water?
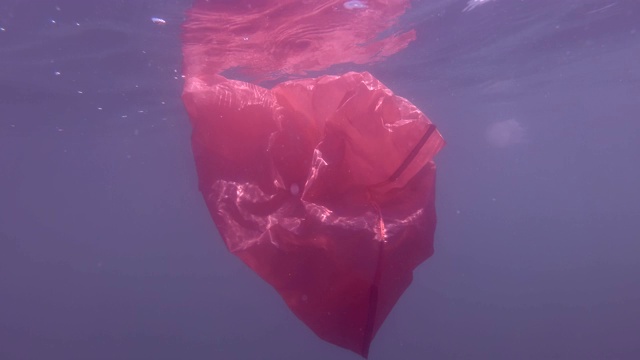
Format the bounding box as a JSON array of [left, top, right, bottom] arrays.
[[1, 1, 638, 359]]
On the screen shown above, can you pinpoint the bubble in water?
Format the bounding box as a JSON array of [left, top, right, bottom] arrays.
[[343, 0, 368, 10], [151, 17, 167, 25]]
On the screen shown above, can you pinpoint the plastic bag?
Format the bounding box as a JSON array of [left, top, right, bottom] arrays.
[[183, 71, 444, 357]]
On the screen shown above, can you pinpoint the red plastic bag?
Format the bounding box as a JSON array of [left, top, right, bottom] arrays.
[[182, 0, 444, 356], [183, 71, 444, 357]]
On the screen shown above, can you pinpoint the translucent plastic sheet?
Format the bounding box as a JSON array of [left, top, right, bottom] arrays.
[[182, 1, 444, 357]]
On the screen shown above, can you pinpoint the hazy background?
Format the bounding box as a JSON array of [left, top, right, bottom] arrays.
[[1, 0, 639, 359]]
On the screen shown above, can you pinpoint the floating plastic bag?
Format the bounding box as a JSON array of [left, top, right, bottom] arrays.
[[183, 71, 444, 357]]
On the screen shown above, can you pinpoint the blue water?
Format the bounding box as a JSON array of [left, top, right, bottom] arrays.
[[1, 0, 639, 359]]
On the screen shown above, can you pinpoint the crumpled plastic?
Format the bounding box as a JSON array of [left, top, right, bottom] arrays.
[[183, 71, 444, 357]]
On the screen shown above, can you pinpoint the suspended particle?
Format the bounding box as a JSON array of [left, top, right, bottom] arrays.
[[151, 17, 167, 25]]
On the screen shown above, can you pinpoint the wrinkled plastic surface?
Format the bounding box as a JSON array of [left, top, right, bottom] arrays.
[[182, 0, 444, 356], [183, 71, 444, 357]]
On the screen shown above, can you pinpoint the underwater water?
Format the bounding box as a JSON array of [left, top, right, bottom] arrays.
[[1, 0, 639, 359]]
